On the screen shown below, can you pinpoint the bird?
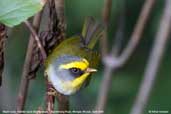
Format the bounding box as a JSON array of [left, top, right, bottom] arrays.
[[45, 17, 104, 95]]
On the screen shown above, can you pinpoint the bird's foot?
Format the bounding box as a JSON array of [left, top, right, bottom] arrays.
[[47, 88, 58, 96]]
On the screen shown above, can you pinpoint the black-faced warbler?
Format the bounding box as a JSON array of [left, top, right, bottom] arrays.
[[45, 17, 104, 95]]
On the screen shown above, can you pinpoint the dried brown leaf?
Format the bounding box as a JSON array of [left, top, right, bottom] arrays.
[[27, 0, 65, 78]]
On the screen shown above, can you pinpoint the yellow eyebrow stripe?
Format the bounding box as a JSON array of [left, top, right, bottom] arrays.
[[59, 59, 89, 70]]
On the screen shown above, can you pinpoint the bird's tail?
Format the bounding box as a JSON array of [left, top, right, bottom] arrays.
[[81, 17, 104, 49]]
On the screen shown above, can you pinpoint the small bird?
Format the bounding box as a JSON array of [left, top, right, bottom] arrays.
[[45, 17, 104, 95]]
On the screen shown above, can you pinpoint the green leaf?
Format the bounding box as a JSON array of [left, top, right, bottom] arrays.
[[0, 0, 45, 27]]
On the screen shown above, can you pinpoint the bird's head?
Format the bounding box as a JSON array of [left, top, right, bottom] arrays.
[[46, 55, 97, 95]]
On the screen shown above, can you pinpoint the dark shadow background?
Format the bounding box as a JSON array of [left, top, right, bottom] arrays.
[[0, 0, 170, 114]]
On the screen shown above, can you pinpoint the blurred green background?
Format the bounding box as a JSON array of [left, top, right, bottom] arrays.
[[0, 0, 171, 114]]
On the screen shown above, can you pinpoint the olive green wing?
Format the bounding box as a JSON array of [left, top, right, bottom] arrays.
[[81, 17, 105, 49]]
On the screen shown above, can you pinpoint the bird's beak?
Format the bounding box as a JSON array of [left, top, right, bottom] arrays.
[[86, 68, 97, 73]]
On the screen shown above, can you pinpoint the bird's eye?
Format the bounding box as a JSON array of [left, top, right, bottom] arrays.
[[70, 68, 80, 73], [69, 68, 84, 77]]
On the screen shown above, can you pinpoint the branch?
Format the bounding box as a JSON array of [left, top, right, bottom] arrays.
[[95, 0, 155, 113], [102, 0, 112, 25], [100, 0, 112, 57], [95, 0, 113, 112], [24, 20, 47, 60], [16, 12, 43, 111], [95, 66, 113, 113], [111, 1, 125, 56], [116, 0, 155, 67], [46, 79, 55, 114], [130, 0, 171, 114]]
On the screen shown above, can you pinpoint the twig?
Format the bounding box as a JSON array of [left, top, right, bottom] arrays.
[[46, 79, 55, 114], [102, 0, 112, 25], [116, 0, 155, 67], [24, 20, 47, 60], [16, 12, 43, 111], [100, 0, 112, 57], [111, 1, 125, 56], [95, 66, 113, 113], [95, 0, 113, 112], [95, 3, 125, 111], [95, 0, 155, 113], [130, 0, 171, 114]]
